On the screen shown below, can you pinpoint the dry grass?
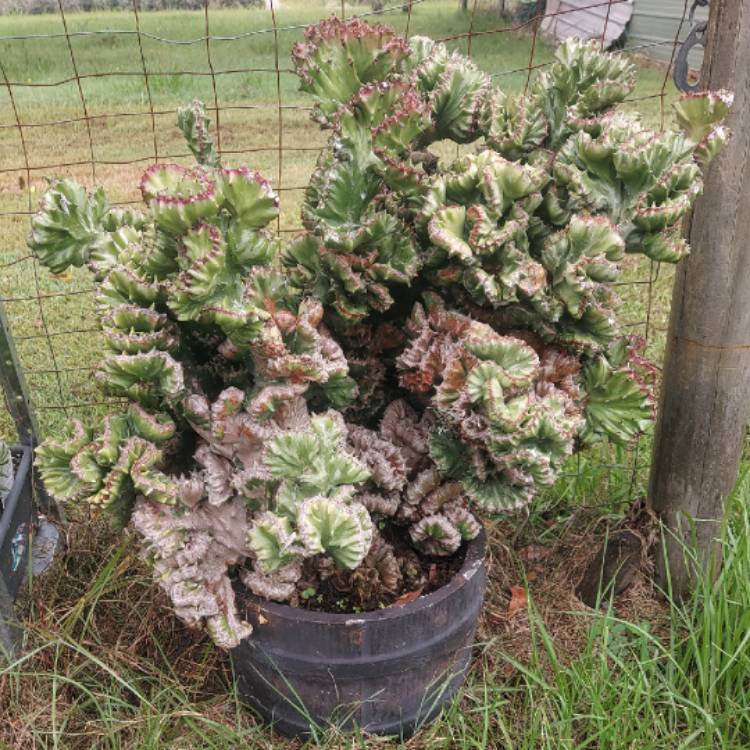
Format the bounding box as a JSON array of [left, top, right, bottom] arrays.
[[479, 511, 670, 677], [1, 504, 671, 750]]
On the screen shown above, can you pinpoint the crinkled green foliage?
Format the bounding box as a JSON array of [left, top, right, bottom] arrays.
[[265, 413, 370, 495], [29, 18, 730, 648], [286, 146, 419, 324], [296, 495, 373, 569], [580, 354, 652, 445], [291, 16, 410, 126], [287, 20, 727, 512], [406, 35, 490, 145], [397, 295, 582, 511], [29, 180, 124, 275], [35, 406, 177, 525], [248, 413, 372, 571], [177, 99, 222, 169]]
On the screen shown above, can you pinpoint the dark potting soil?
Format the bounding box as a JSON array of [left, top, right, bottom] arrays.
[[235, 523, 467, 616], [311, 523, 466, 614]]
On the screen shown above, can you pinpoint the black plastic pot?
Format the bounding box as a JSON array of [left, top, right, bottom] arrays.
[[231, 529, 487, 737], [0, 445, 35, 652], [0, 446, 34, 600]]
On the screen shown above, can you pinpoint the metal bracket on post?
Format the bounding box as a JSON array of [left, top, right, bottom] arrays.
[[0, 301, 60, 519], [673, 0, 710, 93]]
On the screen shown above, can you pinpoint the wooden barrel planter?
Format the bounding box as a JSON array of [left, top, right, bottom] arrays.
[[231, 529, 487, 737], [0, 445, 35, 652]]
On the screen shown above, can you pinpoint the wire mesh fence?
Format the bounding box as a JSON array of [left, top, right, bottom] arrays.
[[0, 0, 696, 508]]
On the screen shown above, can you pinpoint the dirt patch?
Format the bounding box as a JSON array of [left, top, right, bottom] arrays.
[[476, 506, 670, 679]]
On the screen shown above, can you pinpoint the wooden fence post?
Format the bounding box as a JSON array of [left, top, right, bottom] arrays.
[[648, 0, 750, 597]]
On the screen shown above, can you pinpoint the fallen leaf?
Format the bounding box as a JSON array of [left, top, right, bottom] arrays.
[[526, 570, 538, 583], [501, 661, 517, 677], [518, 544, 550, 562], [507, 585, 527, 617], [258, 614, 268, 625], [392, 586, 423, 608]]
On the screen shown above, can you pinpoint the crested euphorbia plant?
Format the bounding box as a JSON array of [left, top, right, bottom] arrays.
[[30, 20, 730, 649]]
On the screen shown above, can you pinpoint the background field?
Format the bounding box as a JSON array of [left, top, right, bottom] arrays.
[[4, 3, 746, 749], [0, 0, 676, 438]]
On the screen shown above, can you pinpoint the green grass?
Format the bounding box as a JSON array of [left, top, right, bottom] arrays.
[[3, 466, 750, 749], [502, 471, 750, 750]]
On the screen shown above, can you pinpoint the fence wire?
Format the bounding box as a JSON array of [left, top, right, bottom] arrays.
[[0, 0, 697, 507]]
